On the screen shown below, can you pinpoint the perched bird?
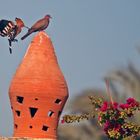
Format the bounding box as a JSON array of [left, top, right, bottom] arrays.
[[8, 17, 29, 47], [21, 15, 51, 40]]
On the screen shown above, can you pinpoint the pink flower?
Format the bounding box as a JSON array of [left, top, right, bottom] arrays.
[[126, 98, 139, 107], [61, 119, 65, 124], [119, 103, 130, 109], [123, 104, 130, 109], [98, 115, 102, 122], [126, 98, 136, 104], [104, 121, 110, 131], [100, 101, 108, 112], [113, 102, 118, 109]]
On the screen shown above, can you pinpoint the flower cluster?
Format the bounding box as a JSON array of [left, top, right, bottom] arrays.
[[97, 97, 140, 139], [62, 96, 140, 140]]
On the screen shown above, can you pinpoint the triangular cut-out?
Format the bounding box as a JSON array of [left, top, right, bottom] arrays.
[[29, 107, 38, 118], [15, 110, 21, 116], [16, 96, 24, 104]]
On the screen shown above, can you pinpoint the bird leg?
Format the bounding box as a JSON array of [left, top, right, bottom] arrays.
[[9, 47, 12, 54], [8, 39, 12, 46], [8, 26, 18, 46], [8, 38, 18, 46]]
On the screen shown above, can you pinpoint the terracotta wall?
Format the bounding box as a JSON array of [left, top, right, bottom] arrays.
[[8, 31, 68, 139]]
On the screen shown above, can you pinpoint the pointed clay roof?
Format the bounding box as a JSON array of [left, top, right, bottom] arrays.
[[9, 31, 68, 97]]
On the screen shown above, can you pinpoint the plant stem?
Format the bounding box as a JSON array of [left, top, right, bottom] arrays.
[[105, 79, 114, 105]]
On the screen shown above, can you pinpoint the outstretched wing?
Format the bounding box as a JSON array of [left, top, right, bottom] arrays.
[[0, 20, 15, 37]]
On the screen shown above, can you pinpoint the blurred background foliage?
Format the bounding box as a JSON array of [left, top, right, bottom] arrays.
[[58, 51, 140, 140]]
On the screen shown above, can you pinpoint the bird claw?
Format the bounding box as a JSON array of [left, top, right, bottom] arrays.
[[8, 38, 18, 47], [8, 39, 12, 46], [13, 39, 18, 42]]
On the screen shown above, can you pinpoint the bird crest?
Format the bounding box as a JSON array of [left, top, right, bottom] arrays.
[[15, 17, 25, 27]]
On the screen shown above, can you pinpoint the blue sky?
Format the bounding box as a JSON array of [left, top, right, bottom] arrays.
[[0, 0, 140, 136]]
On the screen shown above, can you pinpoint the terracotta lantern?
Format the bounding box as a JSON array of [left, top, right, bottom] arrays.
[[9, 32, 69, 139]]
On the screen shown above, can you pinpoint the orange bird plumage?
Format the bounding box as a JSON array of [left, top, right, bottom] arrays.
[[8, 17, 28, 53], [9, 17, 28, 46]]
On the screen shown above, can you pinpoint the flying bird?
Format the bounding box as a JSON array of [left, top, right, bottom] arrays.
[[0, 18, 28, 53], [8, 17, 29, 47], [21, 15, 52, 40], [8, 17, 29, 53]]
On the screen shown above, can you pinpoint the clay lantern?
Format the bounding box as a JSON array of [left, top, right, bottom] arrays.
[[9, 32, 69, 139]]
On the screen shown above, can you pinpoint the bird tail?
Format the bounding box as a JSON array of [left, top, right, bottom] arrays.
[[21, 31, 31, 40]]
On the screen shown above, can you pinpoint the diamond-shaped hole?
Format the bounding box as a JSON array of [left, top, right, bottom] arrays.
[[29, 107, 38, 118], [48, 110, 54, 117], [16, 96, 24, 104], [55, 99, 61, 104], [15, 110, 21, 117], [42, 125, 49, 131]]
